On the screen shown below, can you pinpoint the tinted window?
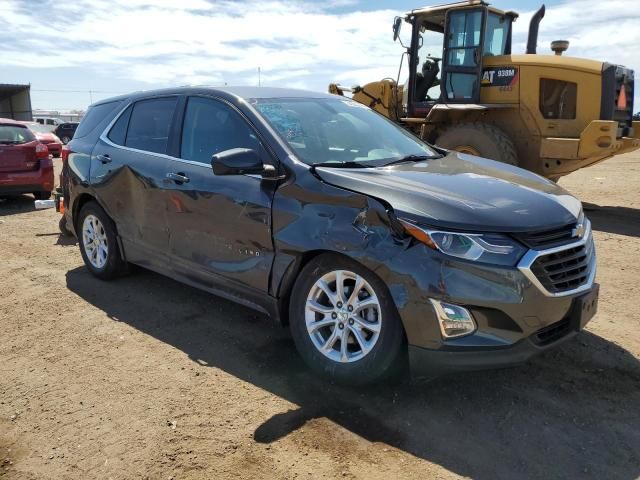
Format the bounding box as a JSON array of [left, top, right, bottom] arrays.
[[180, 97, 259, 163], [75, 101, 120, 139], [125, 97, 177, 154], [108, 105, 132, 145]]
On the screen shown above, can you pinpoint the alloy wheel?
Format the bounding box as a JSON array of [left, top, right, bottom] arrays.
[[82, 214, 109, 269], [305, 269, 382, 363]]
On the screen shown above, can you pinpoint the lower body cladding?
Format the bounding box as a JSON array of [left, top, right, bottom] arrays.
[[392, 238, 598, 377]]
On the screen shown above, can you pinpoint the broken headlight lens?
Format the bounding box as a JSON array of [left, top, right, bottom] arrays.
[[400, 220, 526, 266]]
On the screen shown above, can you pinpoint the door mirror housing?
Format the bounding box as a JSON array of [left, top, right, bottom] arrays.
[[211, 148, 264, 176], [392, 16, 402, 41]]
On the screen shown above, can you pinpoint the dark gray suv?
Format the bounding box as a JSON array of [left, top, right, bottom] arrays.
[[62, 87, 598, 384]]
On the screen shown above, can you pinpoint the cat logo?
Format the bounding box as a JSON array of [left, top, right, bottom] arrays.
[[481, 67, 518, 87]]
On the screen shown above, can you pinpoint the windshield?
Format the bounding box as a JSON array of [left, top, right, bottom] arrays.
[[252, 98, 437, 166], [0, 125, 36, 144]]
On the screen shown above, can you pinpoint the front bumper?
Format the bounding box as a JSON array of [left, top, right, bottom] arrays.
[[389, 222, 597, 376], [539, 120, 640, 177], [408, 283, 598, 377]]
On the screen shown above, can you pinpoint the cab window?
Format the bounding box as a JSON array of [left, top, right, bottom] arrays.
[[484, 13, 511, 56], [180, 97, 259, 164]]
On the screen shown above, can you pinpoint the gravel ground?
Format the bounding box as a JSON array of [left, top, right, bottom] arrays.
[[0, 153, 639, 479]]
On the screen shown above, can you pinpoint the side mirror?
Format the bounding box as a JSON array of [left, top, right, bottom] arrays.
[[392, 16, 402, 42], [211, 148, 264, 176]]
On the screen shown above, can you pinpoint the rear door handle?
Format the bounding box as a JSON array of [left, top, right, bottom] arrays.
[[97, 154, 112, 164], [166, 172, 190, 184]]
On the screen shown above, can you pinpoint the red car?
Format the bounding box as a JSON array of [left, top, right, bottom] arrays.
[[21, 121, 63, 157], [0, 118, 54, 200]]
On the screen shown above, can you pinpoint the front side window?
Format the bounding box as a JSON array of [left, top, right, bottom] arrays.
[[253, 98, 436, 166], [180, 96, 259, 164], [125, 97, 177, 154]]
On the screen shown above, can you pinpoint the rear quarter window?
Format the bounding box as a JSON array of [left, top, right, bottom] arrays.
[[74, 101, 122, 139]]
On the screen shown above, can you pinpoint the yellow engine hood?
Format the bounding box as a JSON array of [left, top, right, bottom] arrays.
[[484, 54, 604, 75]]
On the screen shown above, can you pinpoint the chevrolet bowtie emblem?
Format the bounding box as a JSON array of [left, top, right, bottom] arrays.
[[572, 223, 585, 239]]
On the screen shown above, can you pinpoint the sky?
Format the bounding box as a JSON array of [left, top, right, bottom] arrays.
[[0, 0, 638, 112]]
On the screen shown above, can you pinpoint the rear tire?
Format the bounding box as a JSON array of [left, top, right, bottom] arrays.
[[77, 201, 126, 280], [436, 122, 518, 166], [289, 253, 405, 385], [33, 191, 51, 200]]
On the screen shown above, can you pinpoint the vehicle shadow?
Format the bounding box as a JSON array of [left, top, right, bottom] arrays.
[[584, 202, 640, 238], [0, 195, 39, 217], [65, 266, 640, 480]]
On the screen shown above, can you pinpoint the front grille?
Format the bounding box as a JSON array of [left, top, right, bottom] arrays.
[[533, 318, 572, 346], [601, 63, 635, 135], [530, 234, 594, 294], [513, 223, 576, 249]]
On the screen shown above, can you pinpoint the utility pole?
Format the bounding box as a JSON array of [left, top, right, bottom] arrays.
[[89, 89, 93, 104]]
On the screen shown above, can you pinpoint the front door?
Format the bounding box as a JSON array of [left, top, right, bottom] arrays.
[[441, 7, 485, 103], [165, 95, 276, 296]]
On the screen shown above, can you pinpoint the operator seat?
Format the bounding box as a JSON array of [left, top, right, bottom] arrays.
[[415, 58, 440, 102]]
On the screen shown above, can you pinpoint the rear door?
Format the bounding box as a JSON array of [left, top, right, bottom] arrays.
[[165, 95, 277, 294], [91, 96, 179, 269], [441, 7, 485, 103], [0, 124, 38, 173]]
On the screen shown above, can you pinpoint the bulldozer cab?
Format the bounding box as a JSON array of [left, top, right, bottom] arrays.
[[398, 1, 518, 116]]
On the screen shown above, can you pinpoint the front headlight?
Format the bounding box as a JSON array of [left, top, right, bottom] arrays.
[[400, 219, 527, 266]]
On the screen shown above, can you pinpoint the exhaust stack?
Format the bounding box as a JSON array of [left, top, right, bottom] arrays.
[[526, 4, 546, 54]]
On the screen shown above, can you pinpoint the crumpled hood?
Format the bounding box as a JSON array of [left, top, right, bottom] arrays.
[[315, 152, 582, 232]]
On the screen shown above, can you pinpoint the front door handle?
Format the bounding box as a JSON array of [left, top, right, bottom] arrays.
[[166, 172, 190, 184], [97, 154, 112, 164]]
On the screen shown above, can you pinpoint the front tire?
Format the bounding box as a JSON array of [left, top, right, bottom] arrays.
[[436, 122, 518, 166], [77, 201, 126, 280], [289, 254, 405, 385]]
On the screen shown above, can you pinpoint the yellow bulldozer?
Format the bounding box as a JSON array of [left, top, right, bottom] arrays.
[[329, 0, 640, 180]]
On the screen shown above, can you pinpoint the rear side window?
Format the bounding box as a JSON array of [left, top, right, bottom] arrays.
[[108, 105, 132, 145], [75, 101, 121, 139], [125, 97, 177, 154], [180, 96, 259, 163], [0, 125, 35, 144]]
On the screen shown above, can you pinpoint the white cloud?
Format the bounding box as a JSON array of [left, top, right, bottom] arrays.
[[0, 0, 406, 90], [0, 0, 638, 107]]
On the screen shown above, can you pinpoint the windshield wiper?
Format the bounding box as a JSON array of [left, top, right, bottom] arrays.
[[382, 154, 436, 167], [312, 161, 372, 169]]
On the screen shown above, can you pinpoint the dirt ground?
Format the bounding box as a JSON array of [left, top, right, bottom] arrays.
[[0, 153, 639, 480]]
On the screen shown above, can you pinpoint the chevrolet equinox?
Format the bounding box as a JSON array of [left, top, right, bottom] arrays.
[[63, 87, 598, 384]]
